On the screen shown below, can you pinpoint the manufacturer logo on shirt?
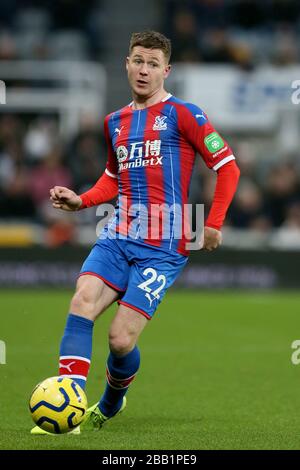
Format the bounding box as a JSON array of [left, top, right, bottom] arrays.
[[114, 126, 124, 136], [153, 116, 167, 131], [195, 113, 206, 121]]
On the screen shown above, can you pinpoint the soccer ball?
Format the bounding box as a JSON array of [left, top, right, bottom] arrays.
[[29, 376, 88, 434]]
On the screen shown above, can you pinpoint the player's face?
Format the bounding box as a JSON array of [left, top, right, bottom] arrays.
[[126, 47, 171, 98]]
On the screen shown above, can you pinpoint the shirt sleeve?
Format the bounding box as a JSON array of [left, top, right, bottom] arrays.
[[79, 171, 118, 209], [178, 103, 235, 171], [205, 160, 240, 230]]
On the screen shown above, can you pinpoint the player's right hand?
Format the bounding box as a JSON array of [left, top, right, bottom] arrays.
[[49, 186, 82, 211]]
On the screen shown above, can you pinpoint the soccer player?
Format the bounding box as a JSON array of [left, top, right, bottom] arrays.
[[31, 31, 240, 434]]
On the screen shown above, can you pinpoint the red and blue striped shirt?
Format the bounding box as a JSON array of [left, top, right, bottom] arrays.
[[100, 94, 235, 256]]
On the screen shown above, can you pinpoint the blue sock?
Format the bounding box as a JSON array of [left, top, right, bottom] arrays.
[[99, 346, 140, 418], [59, 313, 94, 390]]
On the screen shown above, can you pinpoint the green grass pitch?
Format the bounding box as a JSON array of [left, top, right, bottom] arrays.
[[1, 289, 300, 450]]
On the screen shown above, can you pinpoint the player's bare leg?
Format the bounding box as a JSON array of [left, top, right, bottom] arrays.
[[82, 304, 148, 429], [70, 274, 120, 321], [108, 304, 148, 355]]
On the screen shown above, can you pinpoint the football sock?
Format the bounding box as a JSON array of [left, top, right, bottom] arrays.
[[99, 345, 140, 418], [59, 313, 94, 390]]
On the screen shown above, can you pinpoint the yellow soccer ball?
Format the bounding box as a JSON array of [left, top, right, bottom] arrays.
[[29, 376, 87, 434]]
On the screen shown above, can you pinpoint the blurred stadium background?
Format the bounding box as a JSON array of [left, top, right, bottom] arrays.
[[1, 0, 300, 451], [1, 0, 300, 289]]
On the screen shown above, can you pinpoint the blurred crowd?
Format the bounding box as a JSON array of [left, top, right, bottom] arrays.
[[1, 1, 300, 67], [0, 114, 107, 244], [0, 0, 104, 63], [1, 113, 300, 242], [1, 0, 300, 246], [164, 0, 300, 68]]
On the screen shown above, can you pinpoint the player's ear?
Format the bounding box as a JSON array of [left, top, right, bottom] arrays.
[[164, 64, 171, 79], [126, 56, 130, 71]]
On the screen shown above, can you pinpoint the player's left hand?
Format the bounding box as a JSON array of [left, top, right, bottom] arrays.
[[199, 226, 222, 251]]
